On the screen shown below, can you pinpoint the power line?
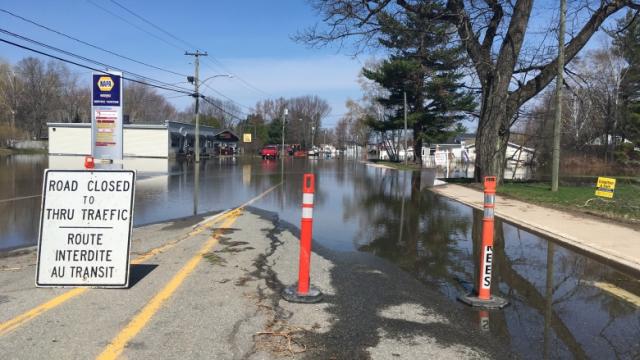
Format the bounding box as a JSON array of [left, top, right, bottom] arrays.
[[103, 0, 272, 97], [85, 0, 185, 51], [0, 8, 188, 78], [0, 28, 193, 94], [109, 0, 199, 51], [201, 82, 253, 111], [201, 95, 246, 122], [165, 94, 191, 99], [0, 37, 192, 95], [201, 60, 272, 97]]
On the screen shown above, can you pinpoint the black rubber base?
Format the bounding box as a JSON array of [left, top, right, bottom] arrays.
[[457, 293, 509, 309], [281, 284, 323, 303]]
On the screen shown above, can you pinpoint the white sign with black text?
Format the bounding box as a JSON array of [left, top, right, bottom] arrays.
[[36, 170, 135, 288]]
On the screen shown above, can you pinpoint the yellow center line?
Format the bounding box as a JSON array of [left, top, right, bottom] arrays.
[[96, 211, 241, 360], [0, 287, 88, 336], [0, 183, 281, 337]]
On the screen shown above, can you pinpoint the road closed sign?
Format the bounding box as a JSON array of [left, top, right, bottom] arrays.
[[36, 170, 135, 288]]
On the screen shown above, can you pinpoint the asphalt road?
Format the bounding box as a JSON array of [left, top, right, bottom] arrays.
[[0, 206, 512, 359]]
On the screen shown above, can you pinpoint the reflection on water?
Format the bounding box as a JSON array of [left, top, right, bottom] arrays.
[[353, 170, 639, 359], [0, 154, 638, 358], [0, 155, 46, 250]]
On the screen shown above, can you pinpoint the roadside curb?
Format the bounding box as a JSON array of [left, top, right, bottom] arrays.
[[429, 184, 640, 277]]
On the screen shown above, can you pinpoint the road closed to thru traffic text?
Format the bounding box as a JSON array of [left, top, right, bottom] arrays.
[[36, 170, 135, 288]]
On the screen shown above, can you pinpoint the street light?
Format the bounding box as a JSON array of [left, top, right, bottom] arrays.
[[188, 73, 232, 163], [199, 74, 233, 86]]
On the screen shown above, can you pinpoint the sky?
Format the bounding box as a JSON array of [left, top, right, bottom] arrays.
[[0, 1, 629, 129], [0, 0, 367, 127]]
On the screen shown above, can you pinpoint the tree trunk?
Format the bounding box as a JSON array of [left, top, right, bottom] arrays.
[[413, 122, 422, 165], [474, 83, 512, 182]]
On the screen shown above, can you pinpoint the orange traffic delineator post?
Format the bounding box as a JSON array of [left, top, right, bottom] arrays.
[[458, 176, 508, 309], [84, 156, 95, 169], [282, 173, 323, 303]]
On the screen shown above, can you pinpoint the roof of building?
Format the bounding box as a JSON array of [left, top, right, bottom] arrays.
[[47, 121, 239, 141], [466, 141, 534, 153], [47, 122, 165, 130]]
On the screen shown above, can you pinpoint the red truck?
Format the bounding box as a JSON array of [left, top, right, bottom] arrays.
[[260, 145, 279, 160]]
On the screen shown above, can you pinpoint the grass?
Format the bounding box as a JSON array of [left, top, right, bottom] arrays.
[[496, 181, 640, 224]]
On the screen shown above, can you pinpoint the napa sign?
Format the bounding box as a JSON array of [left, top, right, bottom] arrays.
[[91, 71, 123, 160]]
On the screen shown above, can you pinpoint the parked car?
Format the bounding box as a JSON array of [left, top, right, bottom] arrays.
[[260, 145, 279, 160], [308, 146, 320, 157]]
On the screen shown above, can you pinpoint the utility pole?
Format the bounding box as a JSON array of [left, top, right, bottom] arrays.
[[185, 50, 208, 163], [551, 0, 565, 192], [404, 91, 408, 165]]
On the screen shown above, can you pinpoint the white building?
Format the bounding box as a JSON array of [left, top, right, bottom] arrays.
[[465, 142, 534, 164], [48, 121, 239, 158], [416, 141, 534, 167]]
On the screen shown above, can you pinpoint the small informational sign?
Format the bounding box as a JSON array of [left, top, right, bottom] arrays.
[[480, 245, 493, 289], [243, 133, 252, 143], [595, 177, 616, 199], [92, 71, 123, 160], [36, 170, 135, 288]]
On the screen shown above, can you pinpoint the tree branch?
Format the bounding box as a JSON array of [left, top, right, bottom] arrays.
[[495, 0, 534, 84], [446, 0, 492, 84], [510, 0, 632, 110], [481, 0, 504, 53]]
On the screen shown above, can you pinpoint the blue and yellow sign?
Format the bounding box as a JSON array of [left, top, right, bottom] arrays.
[[92, 74, 121, 106]]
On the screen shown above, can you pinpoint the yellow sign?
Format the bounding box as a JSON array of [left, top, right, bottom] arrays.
[[243, 133, 252, 143], [595, 177, 616, 198], [97, 76, 115, 92]]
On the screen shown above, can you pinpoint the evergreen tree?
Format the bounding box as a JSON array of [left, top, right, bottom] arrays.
[[362, 3, 475, 163]]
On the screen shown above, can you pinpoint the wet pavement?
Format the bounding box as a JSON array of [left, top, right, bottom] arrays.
[[1, 154, 639, 359]]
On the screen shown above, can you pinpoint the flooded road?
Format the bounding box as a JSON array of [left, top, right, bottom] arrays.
[[1, 154, 639, 359]]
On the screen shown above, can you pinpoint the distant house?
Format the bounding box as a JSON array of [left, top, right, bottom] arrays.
[[413, 140, 534, 167], [466, 142, 535, 164]]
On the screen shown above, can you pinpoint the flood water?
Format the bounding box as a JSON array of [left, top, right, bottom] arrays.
[[1, 154, 639, 359]]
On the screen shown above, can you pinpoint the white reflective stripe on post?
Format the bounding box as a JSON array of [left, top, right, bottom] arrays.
[[302, 207, 313, 219], [484, 207, 494, 218], [303, 193, 314, 205], [484, 194, 495, 205]]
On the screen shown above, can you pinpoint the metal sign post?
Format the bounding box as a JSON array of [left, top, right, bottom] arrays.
[[91, 71, 123, 161], [35, 170, 135, 288]]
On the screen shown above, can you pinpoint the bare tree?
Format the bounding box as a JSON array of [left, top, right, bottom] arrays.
[[252, 95, 331, 147], [297, 0, 640, 181], [14, 57, 62, 138], [124, 82, 177, 124]]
